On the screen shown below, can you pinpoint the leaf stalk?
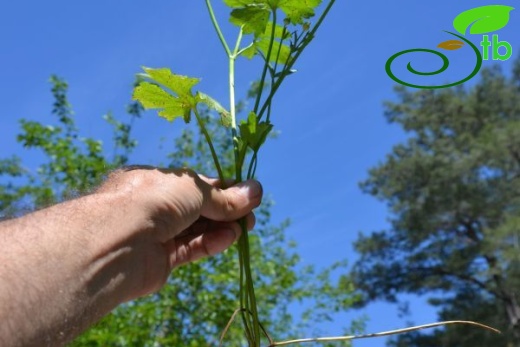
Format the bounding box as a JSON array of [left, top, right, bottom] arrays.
[[205, 0, 231, 56]]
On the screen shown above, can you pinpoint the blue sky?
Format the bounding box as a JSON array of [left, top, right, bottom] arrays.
[[2, 1, 519, 346]]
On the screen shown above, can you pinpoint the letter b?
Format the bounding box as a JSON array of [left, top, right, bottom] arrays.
[[492, 34, 512, 61]]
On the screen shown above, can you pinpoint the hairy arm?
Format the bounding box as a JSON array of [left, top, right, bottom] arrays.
[[0, 168, 261, 346]]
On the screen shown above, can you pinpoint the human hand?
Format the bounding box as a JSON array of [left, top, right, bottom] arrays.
[[94, 167, 263, 302], [0, 166, 262, 347]]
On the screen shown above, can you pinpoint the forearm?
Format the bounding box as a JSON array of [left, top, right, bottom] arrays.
[[0, 190, 141, 347], [0, 168, 261, 346]]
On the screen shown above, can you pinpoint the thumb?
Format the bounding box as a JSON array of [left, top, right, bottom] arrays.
[[198, 178, 263, 221]]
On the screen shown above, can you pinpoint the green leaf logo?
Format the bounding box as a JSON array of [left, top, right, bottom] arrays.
[[453, 5, 514, 35]]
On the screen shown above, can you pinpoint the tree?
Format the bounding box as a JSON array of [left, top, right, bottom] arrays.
[[0, 76, 360, 346], [0, 75, 138, 218], [351, 59, 520, 346]]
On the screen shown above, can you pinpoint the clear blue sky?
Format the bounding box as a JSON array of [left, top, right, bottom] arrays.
[[1, 1, 519, 346]]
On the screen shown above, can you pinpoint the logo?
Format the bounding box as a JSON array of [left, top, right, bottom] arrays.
[[386, 5, 515, 89]]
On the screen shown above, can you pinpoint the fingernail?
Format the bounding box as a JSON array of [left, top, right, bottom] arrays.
[[239, 180, 263, 200]]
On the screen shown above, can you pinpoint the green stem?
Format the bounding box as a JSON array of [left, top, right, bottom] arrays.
[[253, 10, 277, 115], [203, 3, 340, 345], [228, 26, 262, 346], [257, 0, 336, 121], [309, 0, 336, 41], [238, 247, 254, 344], [233, 26, 244, 55], [229, 27, 244, 179], [247, 151, 258, 179], [269, 25, 286, 85], [247, 239, 260, 341], [205, 0, 231, 56], [193, 108, 225, 183], [237, 42, 255, 57], [229, 58, 240, 181]]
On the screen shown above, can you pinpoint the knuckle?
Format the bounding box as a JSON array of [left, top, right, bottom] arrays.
[[101, 167, 163, 197], [178, 167, 196, 175], [222, 191, 240, 217], [177, 167, 205, 201], [175, 167, 198, 182]]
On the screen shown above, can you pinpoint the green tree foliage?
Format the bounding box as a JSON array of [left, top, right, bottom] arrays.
[[0, 76, 139, 218], [351, 60, 520, 346], [0, 76, 360, 346]]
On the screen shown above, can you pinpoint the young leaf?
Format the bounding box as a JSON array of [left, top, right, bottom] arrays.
[[240, 40, 291, 64], [196, 92, 232, 127], [453, 5, 514, 35], [239, 21, 290, 63], [257, 39, 291, 64], [241, 44, 258, 59], [437, 39, 464, 50], [230, 6, 270, 36], [132, 82, 188, 122], [224, 0, 256, 8], [277, 0, 322, 24], [239, 111, 273, 151], [142, 67, 200, 96], [265, 21, 290, 40], [133, 67, 200, 123], [132, 82, 176, 109], [246, 110, 257, 134]]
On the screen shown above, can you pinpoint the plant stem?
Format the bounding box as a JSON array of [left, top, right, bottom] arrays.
[[204, 4, 261, 344], [228, 25, 261, 347], [246, 151, 258, 179], [257, 0, 336, 121], [253, 10, 277, 114], [238, 244, 253, 344], [204, 3, 337, 346], [202, 8, 257, 342], [269, 321, 500, 346], [233, 25, 244, 56], [205, 0, 231, 56], [229, 63, 238, 152], [193, 108, 225, 183]]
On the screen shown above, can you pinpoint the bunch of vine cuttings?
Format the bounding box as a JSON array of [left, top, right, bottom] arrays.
[[132, 1, 499, 346]]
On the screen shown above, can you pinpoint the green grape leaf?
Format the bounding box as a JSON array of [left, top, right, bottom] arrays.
[[265, 21, 290, 40], [254, 122, 273, 149], [240, 39, 291, 64], [239, 111, 273, 151], [453, 5, 514, 35], [160, 107, 191, 123], [224, 0, 256, 8], [230, 6, 270, 36], [133, 67, 200, 123], [133, 82, 187, 122], [257, 39, 291, 64], [239, 21, 291, 63], [142, 67, 200, 96], [196, 92, 232, 127], [241, 44, 257, 59], [132, 82, 177, 108], [277, 0, 322, 24], [246, 110, 257, 134]]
